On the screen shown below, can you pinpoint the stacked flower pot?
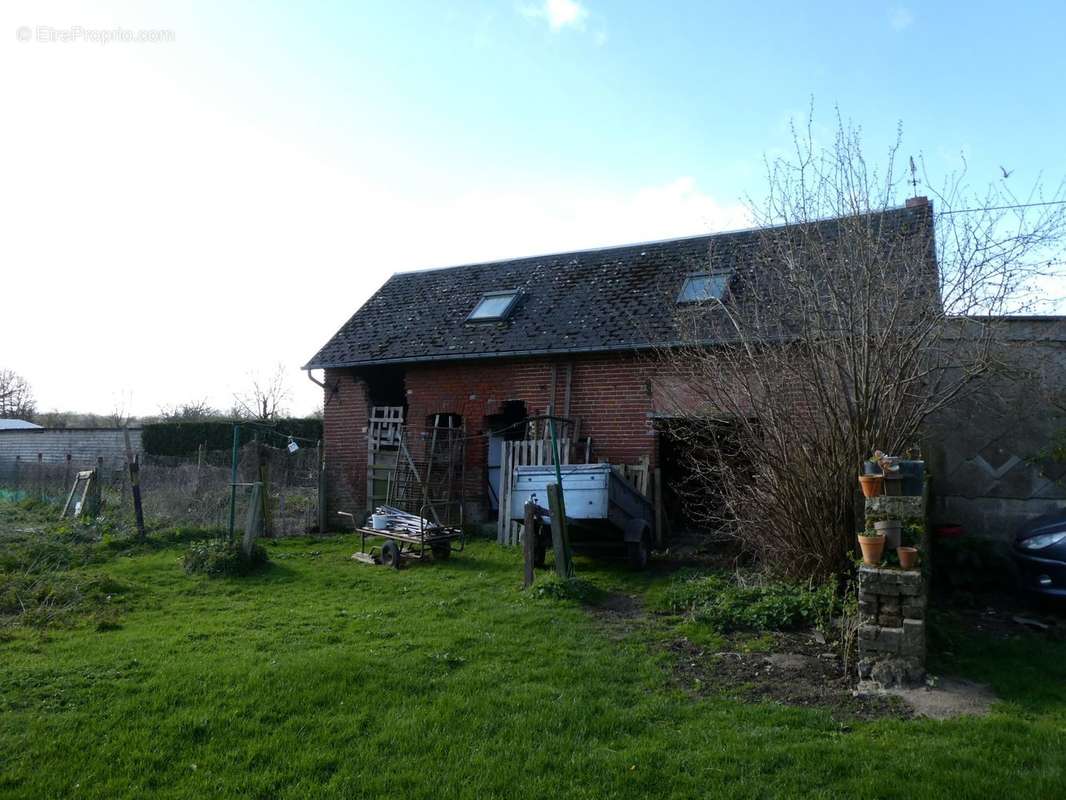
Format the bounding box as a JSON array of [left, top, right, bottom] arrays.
[[855, 453, 928, 688]]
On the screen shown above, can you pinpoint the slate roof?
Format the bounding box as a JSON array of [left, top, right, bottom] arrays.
[[305, 205, 926, 370]]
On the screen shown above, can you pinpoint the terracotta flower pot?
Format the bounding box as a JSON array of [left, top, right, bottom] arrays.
[[857, 533, 886, 566], [897, 546, 919, 570], [874, 519, 902, 550], [858, 475, 883, 498]]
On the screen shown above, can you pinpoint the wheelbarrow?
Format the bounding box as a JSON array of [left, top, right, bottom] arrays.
[[339, 506, 464, 568]]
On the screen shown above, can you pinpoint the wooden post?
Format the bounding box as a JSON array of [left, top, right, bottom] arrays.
[[36, 453, 43, 501], [654, 467, 664, 549], [195, 442, 206, 493], [497, 441, 508, 544], [123, 428, 146, 538], [523, 500, 536, 588], [85, 468, 101, 519], [546, 482, 574, 579], [243, 482, 263, 557], [257, 444, 272, 537], [317, 441, 327, 534], [129, 456, 146, 537]]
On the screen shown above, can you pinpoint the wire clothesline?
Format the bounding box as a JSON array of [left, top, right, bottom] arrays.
[[234, 420, 321, 445]]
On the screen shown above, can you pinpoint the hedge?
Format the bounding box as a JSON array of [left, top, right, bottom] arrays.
[[142, 418, 323, 457]]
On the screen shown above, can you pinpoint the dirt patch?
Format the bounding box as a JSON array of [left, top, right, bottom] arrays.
[[586, 592, 909, 720], [667, 633, 912, 722], [587, 588, 1011, 721], [866, 678, 996, 720], [588, 592, 647, 641], [593, 592, 643, 618]]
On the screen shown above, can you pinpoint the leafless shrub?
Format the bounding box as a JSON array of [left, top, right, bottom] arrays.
[[657, 113, 1066, 577]]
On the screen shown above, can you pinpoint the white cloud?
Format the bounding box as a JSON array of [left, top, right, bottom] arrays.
[[521, 0, 589, 31], [890, 6, 914, 31]]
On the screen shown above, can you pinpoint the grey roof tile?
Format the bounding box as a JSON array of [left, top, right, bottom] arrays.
[[305, 206, 923, 369]]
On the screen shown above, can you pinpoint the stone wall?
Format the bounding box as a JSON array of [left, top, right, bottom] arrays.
[[929, 317, 1066, 542], [857, 491, 928, 688], [857, 566, 927, 687]]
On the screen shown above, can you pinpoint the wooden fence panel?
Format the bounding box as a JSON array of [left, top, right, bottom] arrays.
[[497, 438, 570, 546]]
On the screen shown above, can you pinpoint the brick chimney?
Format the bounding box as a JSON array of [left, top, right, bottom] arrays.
[[905, 196, 929, 208]]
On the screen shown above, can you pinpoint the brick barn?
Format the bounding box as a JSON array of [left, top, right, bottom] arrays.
[[304, 202, 930, 534]]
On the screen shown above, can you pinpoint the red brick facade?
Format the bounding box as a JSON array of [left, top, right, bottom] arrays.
[[322, 352, 669, 523]]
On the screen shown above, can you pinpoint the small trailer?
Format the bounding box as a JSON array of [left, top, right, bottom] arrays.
[[509, 463, 655, 568]]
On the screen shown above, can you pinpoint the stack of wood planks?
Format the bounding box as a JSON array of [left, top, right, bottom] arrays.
[[373, 505, 440, 534]]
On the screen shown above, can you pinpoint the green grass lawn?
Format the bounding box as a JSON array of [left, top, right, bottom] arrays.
[[1, 503, 1065, 799]]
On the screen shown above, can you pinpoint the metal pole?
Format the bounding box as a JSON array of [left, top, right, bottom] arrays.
[[228, 423, 240, 538], [548, 416, 564, 489], [547, 416, 575, 578]]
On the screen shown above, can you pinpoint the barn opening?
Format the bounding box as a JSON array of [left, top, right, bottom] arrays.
[[486, 400, 528, 511], [657, 417, 753, 536]]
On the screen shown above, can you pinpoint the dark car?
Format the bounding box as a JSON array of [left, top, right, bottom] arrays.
[[1013, 510, 1066, 598]]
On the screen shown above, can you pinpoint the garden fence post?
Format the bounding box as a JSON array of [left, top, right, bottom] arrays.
[[317, 441, 327, 534], [523, 499, 536, 588], [243, 482, 263, 558]]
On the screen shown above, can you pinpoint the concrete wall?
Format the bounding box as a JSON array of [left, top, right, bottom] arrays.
[[928, 317, 1066, 541], [0, 428, 143, 482]]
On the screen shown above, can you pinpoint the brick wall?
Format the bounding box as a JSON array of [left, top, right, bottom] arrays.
[[322, 368, 369, 520], [321, 352, 667, 524]]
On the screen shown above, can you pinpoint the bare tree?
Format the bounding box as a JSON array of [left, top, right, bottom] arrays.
[[233, 364, 292, 421], [0, 369, 36, 419], [657, 113, 1066, 578]]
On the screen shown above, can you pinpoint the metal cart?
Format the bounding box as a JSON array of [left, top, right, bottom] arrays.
[[339, 506, 465, 568]]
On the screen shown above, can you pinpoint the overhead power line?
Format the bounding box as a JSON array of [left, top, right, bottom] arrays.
[[937, 199, 1066, 215]]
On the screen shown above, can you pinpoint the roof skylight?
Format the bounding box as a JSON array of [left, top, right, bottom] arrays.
[[677, 272, 730, 304], [468, 290, 520, 321]]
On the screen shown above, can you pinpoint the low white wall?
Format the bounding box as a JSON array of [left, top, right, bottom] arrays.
[[0, 428, 143, 481]]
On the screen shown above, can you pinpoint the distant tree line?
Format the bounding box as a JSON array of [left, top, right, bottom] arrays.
[[1, 362, 323, 428]]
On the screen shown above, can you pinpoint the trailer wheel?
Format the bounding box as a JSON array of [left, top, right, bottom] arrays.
[[431, 543, 451, 560], [627, 533, 650, 570], [381, 540, 401, 569]]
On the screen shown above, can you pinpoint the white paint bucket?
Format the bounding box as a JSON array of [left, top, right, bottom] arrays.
[[371, 514, 389, 530]]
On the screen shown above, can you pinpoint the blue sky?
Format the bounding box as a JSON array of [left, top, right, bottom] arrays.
[[2, 0, 1064, 415], [237, 0, 1064, 199]]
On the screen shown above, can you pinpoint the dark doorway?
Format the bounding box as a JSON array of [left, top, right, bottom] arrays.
[[360, 365, 407, 409], [657, 417, 752, 535], [486, 400, 528, 511]]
